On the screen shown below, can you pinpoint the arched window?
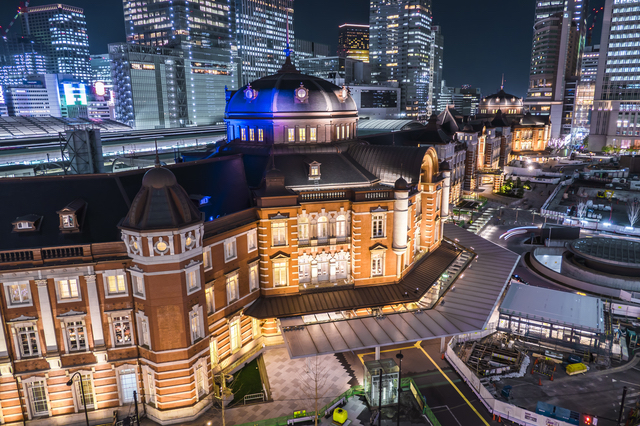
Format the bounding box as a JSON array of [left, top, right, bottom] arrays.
[[336, 215, 346, 241], [317, 216, 328, 242], [298, 217, 309, 243]]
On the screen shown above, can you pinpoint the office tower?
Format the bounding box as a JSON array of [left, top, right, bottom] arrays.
[[524, 0, 588, 137], [235, 0, 294, 85], [110, 43, 232, 129], [298, 56, 370, 85], [19, 4, 91, 82], [4, 74, 62, 117], [294, 39, 329, 63], [430, 25, 444, 114], [572, 45, 599, 139], [123, 0, 232, 50], [337, 23, 369, 63], [0, 35, 47, 86], [436, 82, 480, 116], [590, 0, 640, 150], [90, 54, 112, 85], [370, 0, 433, 120]]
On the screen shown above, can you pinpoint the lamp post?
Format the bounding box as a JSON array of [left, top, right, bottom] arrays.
[[396, 351, 404, 426], [66, 372, 90, 426]]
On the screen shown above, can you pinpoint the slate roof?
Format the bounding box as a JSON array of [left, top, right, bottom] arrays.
[[345, 143, 430, 186], [519, 113, 551, 126], [0, 156, 252, 250], [244, 241, 460, 319]]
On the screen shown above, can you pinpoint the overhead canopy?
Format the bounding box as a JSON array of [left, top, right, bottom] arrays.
[[499, 283, 605, 333], [279, 225, 520, 358], [357, 119, 424, 136]]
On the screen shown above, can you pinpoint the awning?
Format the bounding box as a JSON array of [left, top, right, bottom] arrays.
[[281, 225, 520, 358]]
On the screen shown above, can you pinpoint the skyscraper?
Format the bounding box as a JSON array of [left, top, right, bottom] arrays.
[[0, 36, 47, 86], [572, 45, 599, 139], [369, 0, 433, 120], [590, 0, 640, 150], [524, 0, 588, 137], [430, 25, 444, 114], [123, 0, 232, 50], [337, 23, 369, 63], [89, 54, 113, 85], [235, 0, 294, 85], [19, 4, 91, 82]]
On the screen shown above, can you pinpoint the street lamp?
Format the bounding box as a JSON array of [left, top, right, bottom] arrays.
[[396, 351, 404, 426], [66, 372, 90, 426]]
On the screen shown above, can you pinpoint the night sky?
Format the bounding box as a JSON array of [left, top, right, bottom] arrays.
[[0, 0, 605, 98]]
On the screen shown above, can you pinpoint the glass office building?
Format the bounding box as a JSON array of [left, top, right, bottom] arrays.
[[369, 0, 433, 120], [0, 36, 47, 86], [19, 4, 91, 82], [337, 23, 369, 63]]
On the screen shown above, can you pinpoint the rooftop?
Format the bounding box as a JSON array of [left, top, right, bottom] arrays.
[[569, 237, 640, 268], [499, 283, 605, 333]]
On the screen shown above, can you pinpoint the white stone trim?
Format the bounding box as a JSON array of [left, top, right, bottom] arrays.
[[100, 269, 129, 299], [2, 281, 33, 308], [54, 276, 82, 303], [35, 279, 58, 353], [115, 364, 140, 406], [22, 375, 52, 419], [84, 275, 104, 347]]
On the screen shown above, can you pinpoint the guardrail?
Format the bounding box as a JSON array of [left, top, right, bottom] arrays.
[[244, 392, 265, 405]]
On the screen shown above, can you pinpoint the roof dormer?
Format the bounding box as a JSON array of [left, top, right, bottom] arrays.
[[57, 199, 87, 233], [308, 161, 321, 180], [12, 214, 42, 233]]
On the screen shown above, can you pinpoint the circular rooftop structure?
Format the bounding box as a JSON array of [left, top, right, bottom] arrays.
[[568, 238, 640, 274], [479, 89, 523, 112]]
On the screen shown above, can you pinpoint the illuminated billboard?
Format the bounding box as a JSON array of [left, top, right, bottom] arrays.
[[94, 81, 105, 96], [63, 83, 87, 106]]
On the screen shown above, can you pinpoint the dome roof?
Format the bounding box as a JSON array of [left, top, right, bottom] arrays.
[[394, 176, 408, 190], [479, 89, 523, 108], [226, 61, 358, 117], [120, 166, 202, 231]]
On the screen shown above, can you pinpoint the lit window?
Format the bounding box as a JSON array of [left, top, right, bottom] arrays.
[[25, 380, 49, 417], [62, 214, 75, 228], [203, 247, 212, 270], [119, 368, 137, 404], [74, 374, 94, 408], [336, 215, 347, 240], [112, 315, 132, 346], [309, 162, 321, 179], [205, 287, 215, 314], [17, 325, 39, 357], [57, 278, 80, 301], [189, 306, 202, 343], [258, 128, 264, 142], [249, 262, 259, 291], [186, 268, 200, 292], [252, 318, 261, 338], [106, 273, 127, 295], [131, 273, 145, 298], [299, 127, 306, 141], [288, 128, 295, 142], [249, 128, 255, 141], [372, 214, 385, 238], [196, 363, 207, 397], [298, 218, 309, 242], [272, 221, 287, 246], [224, 238, 237, 262], [273, 259, 288, 287], [317, 216, 328, 240], [229, 320, 241, 352], [210, 339, 219, 366], [346, 125, 350, 139], [65, 320, 87, 352], [240, 127, 247, 141], [4, 282, 31, 306], [226, 273, 239, 303], [247, 229, 257, 252], [310, 127, 317, 141], [371, 253, 384, 277]]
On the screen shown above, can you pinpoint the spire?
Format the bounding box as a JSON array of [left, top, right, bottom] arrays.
[[501, 73, 505, 90], [285, 7, 292, 58]]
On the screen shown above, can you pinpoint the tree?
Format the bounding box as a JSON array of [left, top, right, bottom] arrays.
[[602, 146, 614, 154], [628, 200, 640, 228], [577, 201, 588, 219], [300, 356, 331, 426]]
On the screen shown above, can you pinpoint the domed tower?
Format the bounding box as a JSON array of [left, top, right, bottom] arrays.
[[119, 165, 209, 420], [477, 88, 524, 121], [225, 59, 359, 144]]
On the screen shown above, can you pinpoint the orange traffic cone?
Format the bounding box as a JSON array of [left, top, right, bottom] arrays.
[[441, 353, 445, 360], [550, 375, 554, 381], [498, 415, 502, 423], [538, 378, 542, 386], [493, 414, 496, 421]]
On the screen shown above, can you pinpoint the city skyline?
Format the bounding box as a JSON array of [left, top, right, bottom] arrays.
[[0, 0, 605, 98]]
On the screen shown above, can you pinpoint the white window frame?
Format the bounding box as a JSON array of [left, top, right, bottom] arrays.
[[224, 237, 237, 262], [229, 319, 241, 353], [103, 270, 128, 298], [210, 338, 219, 367], [249, 262, 259, 292], [3, 281, 33, 308], [109, 311, 134, 347], [185, 263, 202, 295], [247, 229, 258, 252], [273, 259, 288, 287], [298, 219, 309, 242], [116, 364, 139, 405], [252, 318, 261, 339], [336, 215, 347, 239], [136, 311, 151, 349], [61, 317, 88, 353], [142, 366, 156, 406], [372, 213, 386, 238], [203, 247, 213, 271], [205, 286, 215, 315], [189, 305, 205, 344], [310, 127, 317, 142], [13, 322, 40, 359], [22, 376, 51, 419], [226, 272, 239, 304], [55, 277, 81, 302], [371, 252, 384, 277], [71, 372, 96, 410], [130, 271, 145, 299], [195, 358, 209, 400], [271, 221, 287, 247]]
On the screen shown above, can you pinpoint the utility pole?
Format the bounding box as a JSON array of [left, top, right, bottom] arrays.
[[618, 386, 627, 425], [378, 366, 383, 426], [396, 352, 403, 426], [134, 390, 140, 426]]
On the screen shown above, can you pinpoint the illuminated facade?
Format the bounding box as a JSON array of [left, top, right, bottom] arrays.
[[89, 54, 113, 86], [524, 0, 587, 137], [369, 0, 433, 120], [429, 25, 444, 114], [19, 4, 91, 82], [572, 45, 599, 140], [0, 36, 47, 87], [512, 113, 551, 153], [337, 23, 370, 63], [4, 74, 62, 117], [235, 0, 294, 85], [590, 0, 640, 151], [0, 60, 447, 425]]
